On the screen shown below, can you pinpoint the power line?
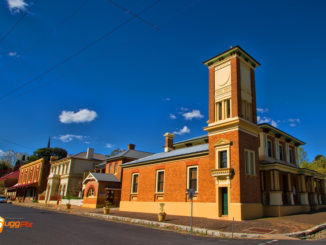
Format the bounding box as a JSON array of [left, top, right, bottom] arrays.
[[0, 0, 160, 102], [106, 0, 159, 30], [0, 0, 89, 73], [0, 137, 34, 151], [0, 0, 39, 44]]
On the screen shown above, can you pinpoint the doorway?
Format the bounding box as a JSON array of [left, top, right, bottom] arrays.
[[221, 187, 228, 215]]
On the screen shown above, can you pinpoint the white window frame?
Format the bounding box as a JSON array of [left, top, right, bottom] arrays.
[[155, 170, 165, 193], [215, 146, 230, 169], [244, 149, 256, 175], [131, 173, 139, 194], [187, 166, 198, 192]]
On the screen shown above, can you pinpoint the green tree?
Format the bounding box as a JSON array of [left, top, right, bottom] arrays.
[[300, 154, 326, 174], [28, 147, 67, 162], [0, 160, 12, 177], [298, 147, 308, 164]]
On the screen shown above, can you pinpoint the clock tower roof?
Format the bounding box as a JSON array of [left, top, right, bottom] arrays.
[[203, 45, 260, 68]]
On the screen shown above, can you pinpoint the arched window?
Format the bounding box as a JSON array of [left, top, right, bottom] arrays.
[[87, 187, 95, 197]]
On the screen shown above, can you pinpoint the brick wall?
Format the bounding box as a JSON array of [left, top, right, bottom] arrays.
[[208, 130, 261, 204], [121, 155, 215, 203]]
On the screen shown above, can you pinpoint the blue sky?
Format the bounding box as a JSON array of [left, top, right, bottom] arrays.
[[0, 0, 325, 161]]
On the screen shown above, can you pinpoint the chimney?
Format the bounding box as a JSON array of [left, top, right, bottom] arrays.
[[86, 148, 94, 159], [164, 133, 175, 152], [128, 144, 135, 150]]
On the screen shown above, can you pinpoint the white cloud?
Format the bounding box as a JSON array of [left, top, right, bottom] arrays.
[[169, 114, 176, 119], [7, 0, 28, 13], [182, 109, 204, 120], [288, 118, 300, 123], [8, 51, 19, 57], [173, 126, 190, 135], [0, 149, 4, 156], [162, 97, 171, 101], [271, 120, 278, 127], [54, 134, 85, 143], [180, 107, 189, 112], [257, 108, 269, 113], [287, 118, 300, 127], [59, 109, 97, 124], [105, 143, 114, 148], [257, 116, 278, 127]]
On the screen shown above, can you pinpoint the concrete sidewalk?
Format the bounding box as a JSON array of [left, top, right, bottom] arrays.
[[12, 202, 326, 240]]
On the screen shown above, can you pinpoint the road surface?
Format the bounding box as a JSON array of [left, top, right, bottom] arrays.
[[0, 204, 324, 245]]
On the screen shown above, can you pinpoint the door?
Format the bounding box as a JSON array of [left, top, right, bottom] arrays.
[[221, 187, 228, 215]]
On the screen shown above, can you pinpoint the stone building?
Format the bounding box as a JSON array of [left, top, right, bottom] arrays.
[[41, 148, 105, 204], [119, 46, 326, 220]]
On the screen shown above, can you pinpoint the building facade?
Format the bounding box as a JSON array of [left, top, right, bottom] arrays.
[[83, 144, 152, 208], [16, 158, 50, 202], [41, 148, 106, 204], [0, 170, 19, 200], [119, 46, 326, 220]]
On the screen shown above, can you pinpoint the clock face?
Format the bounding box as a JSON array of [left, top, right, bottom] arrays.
[[215, 64, 231, 88]]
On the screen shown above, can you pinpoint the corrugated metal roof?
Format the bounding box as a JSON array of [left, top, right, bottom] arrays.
[[0, 170, 19, 180], [106, 150, 153, 161], [123, 144, 209, 166], [89, 172, 120, 182], [71, 152, 106, 161], [173, 135, 208, 145]]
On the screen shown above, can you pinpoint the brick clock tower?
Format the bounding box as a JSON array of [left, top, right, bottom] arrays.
[[203, 46, 263, 220]]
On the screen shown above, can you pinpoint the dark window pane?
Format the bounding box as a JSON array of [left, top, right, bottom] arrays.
[[267, 141, 272, 157], [132, 174, 138, 193], [189, 168, 197, 192], [219, 151, 228, 168], [157, 171, 164, 192]]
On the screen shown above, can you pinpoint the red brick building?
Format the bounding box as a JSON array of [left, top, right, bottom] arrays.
[[119, 46, 326, 220], [82, 144, 152, 208]]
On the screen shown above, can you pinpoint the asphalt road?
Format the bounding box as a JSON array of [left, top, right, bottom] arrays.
[[0, 204, 324, 245]]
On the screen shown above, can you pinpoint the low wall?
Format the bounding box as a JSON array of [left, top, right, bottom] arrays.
[[61, 199, 83, 206]]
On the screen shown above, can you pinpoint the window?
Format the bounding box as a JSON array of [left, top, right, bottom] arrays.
[[87, 188, 95, 197], [109, 164, 112, 174], [156, 170, 165, 193], [219, 151, 228, 168], [267, 140, 273, 157], [215, 99, 232, 121], [187, 166, 198, 192], [131, 173, 139, 194], [245, 150, 255, 175], [225, 99, 231, 118], [279, 144, 284, 161], [216, 101, 222, 121], [114, 163, 118, 174], [242, 100, 252, 122], [289, 148, 294, 163]]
